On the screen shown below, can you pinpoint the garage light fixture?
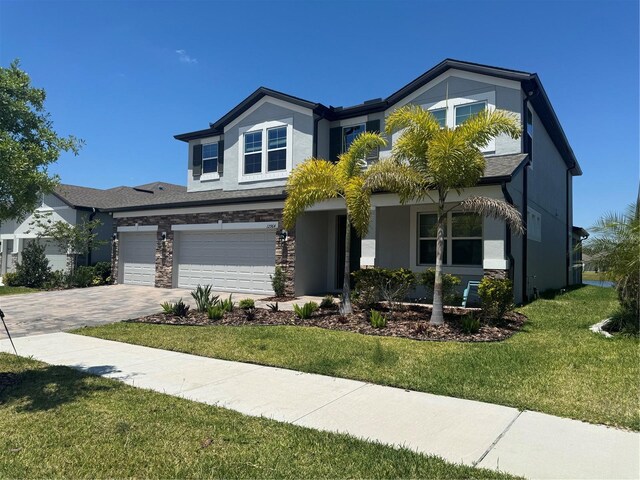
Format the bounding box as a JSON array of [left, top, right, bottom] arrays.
[[112, 233, 118, 242], [277, 229, 288, 242], [161, 231, 167, 242]]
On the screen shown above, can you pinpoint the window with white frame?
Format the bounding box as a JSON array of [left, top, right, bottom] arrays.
[[202, 143, 218, 174], [342, 124, 365, 152], [417, 212, 483, 266], [455, 101, 486, 126], [243, 131, 263, 174], [267, 126, 287, 172], [430, 108, 447, 128]]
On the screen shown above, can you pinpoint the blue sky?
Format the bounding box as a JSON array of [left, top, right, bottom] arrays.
[[0, 0, 638, 229]]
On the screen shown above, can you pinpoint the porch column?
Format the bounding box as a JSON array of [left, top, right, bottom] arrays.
[[360, 207, 376, 268]]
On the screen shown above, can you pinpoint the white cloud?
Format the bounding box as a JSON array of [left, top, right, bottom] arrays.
[[175, 49, 198, 65]]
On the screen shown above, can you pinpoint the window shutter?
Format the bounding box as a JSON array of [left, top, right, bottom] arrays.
[[217, 140, 224, 176], [329, 127, 342, 162], [365, 119, 381, 161], [192, 144, 202, 177]]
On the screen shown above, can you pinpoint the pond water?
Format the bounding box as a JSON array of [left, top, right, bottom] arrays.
[[583, 280, 615, 288]]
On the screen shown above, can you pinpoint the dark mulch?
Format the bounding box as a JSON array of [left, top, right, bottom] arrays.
[[127, 304, 526, 343], [259, 296, 298, 302]]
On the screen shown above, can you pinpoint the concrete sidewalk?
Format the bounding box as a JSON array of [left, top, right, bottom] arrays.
[[1, 332, 638, 479]]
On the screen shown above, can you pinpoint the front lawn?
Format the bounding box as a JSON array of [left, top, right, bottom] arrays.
[[0, 354, 511, 479], [0, 286, 38, 296], [76, 286, 640, 430]]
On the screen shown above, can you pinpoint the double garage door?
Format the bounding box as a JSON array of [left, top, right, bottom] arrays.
[[177, 230, 275, 294], [119, 230, 276, 294]]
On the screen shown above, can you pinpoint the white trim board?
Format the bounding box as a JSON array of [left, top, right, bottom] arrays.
[[112, 201, 285, 219], [117, 225, 159, 233], [172, 221, 278, 232]]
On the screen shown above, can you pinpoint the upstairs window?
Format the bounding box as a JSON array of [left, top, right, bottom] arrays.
[[455, 101, 486, 126], [430, 108, 447, 128], [202, 143, 218, 174], [244, 131, 262, 174], [342, 124, 366, 152], [267, 126, 287, 172]]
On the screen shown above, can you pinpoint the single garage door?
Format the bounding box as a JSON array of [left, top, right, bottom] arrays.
[[177, 230, 275, 294], [119, 232, 156, 286]]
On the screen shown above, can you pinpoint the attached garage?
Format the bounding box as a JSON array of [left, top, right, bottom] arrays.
[[118, 232, 156, 286], [176, 228, 276, 294]]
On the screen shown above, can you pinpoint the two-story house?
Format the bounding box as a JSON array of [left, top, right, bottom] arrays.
[[107, 59, 582, 303]]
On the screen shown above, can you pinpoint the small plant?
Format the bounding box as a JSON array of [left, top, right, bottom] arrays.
[[461, 313, 481, 334], [219, 294, 235, 313], [266, 302, 279, 312], [191, 285, 217, 312], [352, 267, 417, 310], [238, 298, 255, 309], [293, 301, 318, 319], [270, 266, 286, 297], [320, 295, 335, 309], [172, 298, 190, 317], [92, 261, 112, 285], [478, 277, 514, 319], [207, 305, 224, 321], [420, 269, 462, 306], [69, 265, 95, 288], [414, 322, 428, 335], [160, 301, 174, 314], [2, 272, 20, 287], [369, 309, 387, 328]]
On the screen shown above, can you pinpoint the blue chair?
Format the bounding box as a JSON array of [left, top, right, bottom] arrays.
[[462, 281, 481, 308]]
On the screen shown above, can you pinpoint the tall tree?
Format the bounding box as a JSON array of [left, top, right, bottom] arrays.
[[283, 132, 386, 314], [0, 59, 83, 221], [366, 105, 524, 325]]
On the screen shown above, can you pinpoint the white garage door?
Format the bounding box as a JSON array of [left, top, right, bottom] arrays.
[[177, 230, 275, 294], [119, 232, 156, 286]]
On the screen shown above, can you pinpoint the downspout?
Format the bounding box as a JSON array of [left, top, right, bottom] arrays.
[[312, 110, 323, 158], [521, 87, 537, 303], [501, 182, 515, 283], [565, 166, 571, 287], [87, 208, 97, 266]]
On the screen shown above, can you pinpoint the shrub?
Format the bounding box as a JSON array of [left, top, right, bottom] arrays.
[[160, 301, 174, 314], [219, 294, 234, 313], [266, 302, 279, 312], [44, 270, 67, 290], [270, 266, 286, 297], [160, 298, 190, 317], [320, 295, 335, 309], [461, 313, 481, 334], [14, 240, 51, 288], [293, 301, 318, 319], [352, 267, 417, 310], [420, 269, 462, 306], [93, 261, 112, 284], [478, 277, 514, 319], [239, 298, 255, 310], [3, 272, 20, 286], [191, 285, 217, 312], [369, 309, 387, 328], [69, 265, 94, 288], [207, 305, 224, 321]]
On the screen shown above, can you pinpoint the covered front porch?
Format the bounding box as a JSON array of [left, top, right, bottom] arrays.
[[293, 186, 513, 301]]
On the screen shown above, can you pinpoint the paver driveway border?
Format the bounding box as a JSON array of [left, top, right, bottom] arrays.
[[1, 332, 638, 480]]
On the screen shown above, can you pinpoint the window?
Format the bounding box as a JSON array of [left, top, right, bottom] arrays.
[[202, 143, 218, 174], [267, 126, 287, 172], [455, 101, 486, 126], [342, 124, 365, 152], [244, 131, 262, 174], [418, 214, 447, 265], [451, 213, 482, 265], [430, 108, 447, 128]]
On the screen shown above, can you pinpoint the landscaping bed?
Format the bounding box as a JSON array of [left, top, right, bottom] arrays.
[[127, 304, 526, 342]]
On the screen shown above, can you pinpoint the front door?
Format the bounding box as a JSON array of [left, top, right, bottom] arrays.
[[336, 215, 361, 289]]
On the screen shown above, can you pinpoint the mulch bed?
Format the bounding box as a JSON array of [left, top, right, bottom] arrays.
[[127, 304, 526, 343]]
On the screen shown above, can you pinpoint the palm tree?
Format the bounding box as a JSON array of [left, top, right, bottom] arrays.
[[283, 132, 386, 314], [583, 201, 639, 321], [366, 105, 524, 325]]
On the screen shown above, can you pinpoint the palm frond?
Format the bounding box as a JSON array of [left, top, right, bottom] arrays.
[[459, 196, 524, 235], [344, 176, 371, 238], [283, 159, 340, 229], [457, 109, 521, 150], [364, 158, 429, 204], [336, 132, 386, 180], [427, 131, 486, 190], [385, 105, 440, 167]]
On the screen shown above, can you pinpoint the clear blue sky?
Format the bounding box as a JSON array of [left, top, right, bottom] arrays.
[[1, 0, 638, 229]]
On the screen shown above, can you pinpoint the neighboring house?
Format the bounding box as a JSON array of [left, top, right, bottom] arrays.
[[106, 59, 583, 303], [571, 226, 589, 284], [0, 182, 184, 277]]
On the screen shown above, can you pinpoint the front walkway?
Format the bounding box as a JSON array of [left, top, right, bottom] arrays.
[[1, 332, 637, 479]]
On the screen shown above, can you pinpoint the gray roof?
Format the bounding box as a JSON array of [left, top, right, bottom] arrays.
[[53, 182, 187, 210], [482, 153, 528, 181]]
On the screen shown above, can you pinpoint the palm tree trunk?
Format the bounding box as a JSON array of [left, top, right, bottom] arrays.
[[342, 215, 353, 315], [430, 198, 446, 325]]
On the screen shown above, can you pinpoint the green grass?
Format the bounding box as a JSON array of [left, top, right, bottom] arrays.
[[582, 271, 608, 281], [76, 286, 640, 431], [0, 354, 513, 479], [0, 286, 38, 296]]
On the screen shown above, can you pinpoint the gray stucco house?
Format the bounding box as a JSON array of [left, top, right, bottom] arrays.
[[106, 59, 582, 303], [0, 182, 183, 277]]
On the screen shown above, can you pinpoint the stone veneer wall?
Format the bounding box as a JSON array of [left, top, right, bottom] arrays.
[[111, 208, 296, 296], [482, 269, 508, 280]]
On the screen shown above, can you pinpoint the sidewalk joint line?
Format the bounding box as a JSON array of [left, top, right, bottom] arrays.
[[291, 382, 370, 424], [473, 409, 523, 467]]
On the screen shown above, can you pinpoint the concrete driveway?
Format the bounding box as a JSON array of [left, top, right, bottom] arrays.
[[0, 285, 193, 337]]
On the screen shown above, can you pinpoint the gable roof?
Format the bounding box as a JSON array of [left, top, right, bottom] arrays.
[[174, 59, 581, 175], [53, 182, 186, 210]]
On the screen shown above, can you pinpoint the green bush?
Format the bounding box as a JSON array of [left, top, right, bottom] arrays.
[[352, 267, 417, 310], [293, 301, 318, 319], [219, 294, 235, 313], [160, 301, 174, 314], [270, 266, 286, 297], [478, 277, 514, 319], [266, 302, 279, 312], [69, 265, 94, 288], [191, 285, 218, 312], [320, 295, 335, 309], [14, 240, 51, 288], [159, 298, 190, 317], [239, 298, 255, 310], [92, 261, 112, 284], [369, 309, 387, 328], [3, 272, 20, 286], [44, 270, 67, 290], [461, 313, 481, 334], [420, 269, 462, 306], [207, 305, 224, 321]]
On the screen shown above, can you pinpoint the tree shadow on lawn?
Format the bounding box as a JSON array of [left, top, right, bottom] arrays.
[[0, 362, 118, 412]]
